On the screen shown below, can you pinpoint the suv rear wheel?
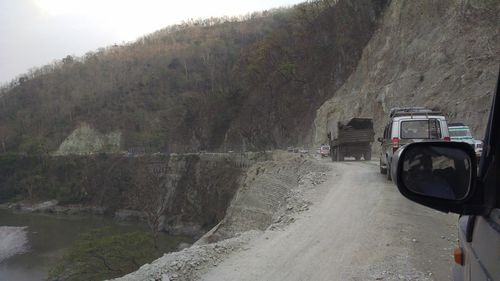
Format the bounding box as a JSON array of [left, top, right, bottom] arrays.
[[386, 157, 392, 181], [379, 159, 387, 174]]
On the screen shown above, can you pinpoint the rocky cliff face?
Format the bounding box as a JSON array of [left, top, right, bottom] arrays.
[[55, 123, 121, 155], [161, 152, 271, 236], [314, 0, 500, 152]]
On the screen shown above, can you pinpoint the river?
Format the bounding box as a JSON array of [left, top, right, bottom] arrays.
[[0, 209, 192, 281]]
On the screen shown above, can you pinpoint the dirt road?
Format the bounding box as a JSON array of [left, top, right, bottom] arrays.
[[200, 160, 458, 281]]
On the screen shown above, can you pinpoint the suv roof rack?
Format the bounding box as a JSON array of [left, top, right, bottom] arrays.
[[389, 107, 442, 118]]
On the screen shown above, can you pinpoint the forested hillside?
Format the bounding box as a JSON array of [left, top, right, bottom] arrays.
[[0, 0, 387, 154]]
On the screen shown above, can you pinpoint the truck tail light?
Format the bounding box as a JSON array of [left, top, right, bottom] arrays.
[[392, 137, 400, 152], [444, 136, 451, 141]]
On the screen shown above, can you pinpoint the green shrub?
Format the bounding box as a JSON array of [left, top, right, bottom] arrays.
[[49, 228, 160, 281]]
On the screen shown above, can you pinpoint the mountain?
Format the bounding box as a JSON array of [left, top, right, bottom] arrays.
[[0, 0, 387, 154]]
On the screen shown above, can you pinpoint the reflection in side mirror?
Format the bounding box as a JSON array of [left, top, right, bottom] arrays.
[[400, 145, 472, 200], [377, 137, 383, 143]]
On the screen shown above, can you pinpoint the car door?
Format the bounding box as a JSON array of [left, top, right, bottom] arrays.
[[456, 211, 500, 281], [470, 211, 500, 280], [383, 122, 392, 163], [387, 120, 396, 164], [457, 79, 500, 281]]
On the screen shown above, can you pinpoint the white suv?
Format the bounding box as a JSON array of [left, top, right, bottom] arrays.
[[378, 107, 450, 180]]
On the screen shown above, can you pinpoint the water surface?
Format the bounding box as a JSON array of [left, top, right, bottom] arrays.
[[0, 209, 191, 281]]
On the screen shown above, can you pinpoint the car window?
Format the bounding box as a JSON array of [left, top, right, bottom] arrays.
[[400, 119, 441, 139], [449, 129, 472, 137]]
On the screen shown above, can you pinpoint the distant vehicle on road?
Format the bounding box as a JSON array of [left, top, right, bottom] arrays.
[[391, 71, 499, 281], [319, 145, 330, 157], [448, 123, 483, 160], [378, 107, 450, 180], [328, 118, 374, 161], [448, 123, 475, 145]]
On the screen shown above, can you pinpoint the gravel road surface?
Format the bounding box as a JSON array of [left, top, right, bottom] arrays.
[[200, 160, 458, 281]]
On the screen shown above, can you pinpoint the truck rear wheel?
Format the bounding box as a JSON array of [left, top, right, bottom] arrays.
[[380, 158, 387, 174], [364, 151, 372, 161], [337, 147, 344, 161]]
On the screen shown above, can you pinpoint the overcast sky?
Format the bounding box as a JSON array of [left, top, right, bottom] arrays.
[[0, 0, 304, 85]]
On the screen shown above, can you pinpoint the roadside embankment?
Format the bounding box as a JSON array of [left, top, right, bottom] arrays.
[[197, 152, 330, 243], [112, 152, 330, 281]]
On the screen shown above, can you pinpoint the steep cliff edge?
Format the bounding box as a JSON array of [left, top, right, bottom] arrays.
[[0, 153, 264, 236], [314, 0, 500, 150]]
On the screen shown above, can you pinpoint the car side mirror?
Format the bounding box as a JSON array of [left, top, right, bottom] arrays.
[[392, 141, 482, 214], [377, 137, 384, 143]]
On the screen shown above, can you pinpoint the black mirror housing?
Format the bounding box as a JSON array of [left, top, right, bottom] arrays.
[[377, 137, 384, 143], [393, 141, 486, 215]]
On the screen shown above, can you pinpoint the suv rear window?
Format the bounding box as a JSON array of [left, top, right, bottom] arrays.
[[449, 128, 472, 137], [400, 120, 442, 139]]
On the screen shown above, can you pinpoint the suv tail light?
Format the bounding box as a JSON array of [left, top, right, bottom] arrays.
[[454, 247, 464, 265], [444, 136, 450, 141], [392, 137, 400, 152]]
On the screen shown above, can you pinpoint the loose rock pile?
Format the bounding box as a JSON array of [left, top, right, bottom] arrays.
[[111, 231, 261, 281]]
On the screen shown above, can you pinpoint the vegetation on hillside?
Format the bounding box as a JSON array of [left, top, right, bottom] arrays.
[[0, 0, 387, 154]]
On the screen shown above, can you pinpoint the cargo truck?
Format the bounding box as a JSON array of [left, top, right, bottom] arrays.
[[328, 118, 375, 161]]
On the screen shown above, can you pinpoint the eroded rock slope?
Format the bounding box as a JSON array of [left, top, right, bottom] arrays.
[[314, 0, 500, 150]]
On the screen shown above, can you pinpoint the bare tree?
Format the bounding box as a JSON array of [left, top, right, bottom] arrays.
[[128, 159, 172, 248]]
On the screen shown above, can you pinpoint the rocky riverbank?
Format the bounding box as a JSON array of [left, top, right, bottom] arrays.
[[0, 200, 106, 216]]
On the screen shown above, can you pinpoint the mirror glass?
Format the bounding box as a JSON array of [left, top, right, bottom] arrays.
[[401, 145, 472, 200]]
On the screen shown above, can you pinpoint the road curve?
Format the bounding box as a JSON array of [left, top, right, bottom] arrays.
[[200, 160, 458, 281]]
